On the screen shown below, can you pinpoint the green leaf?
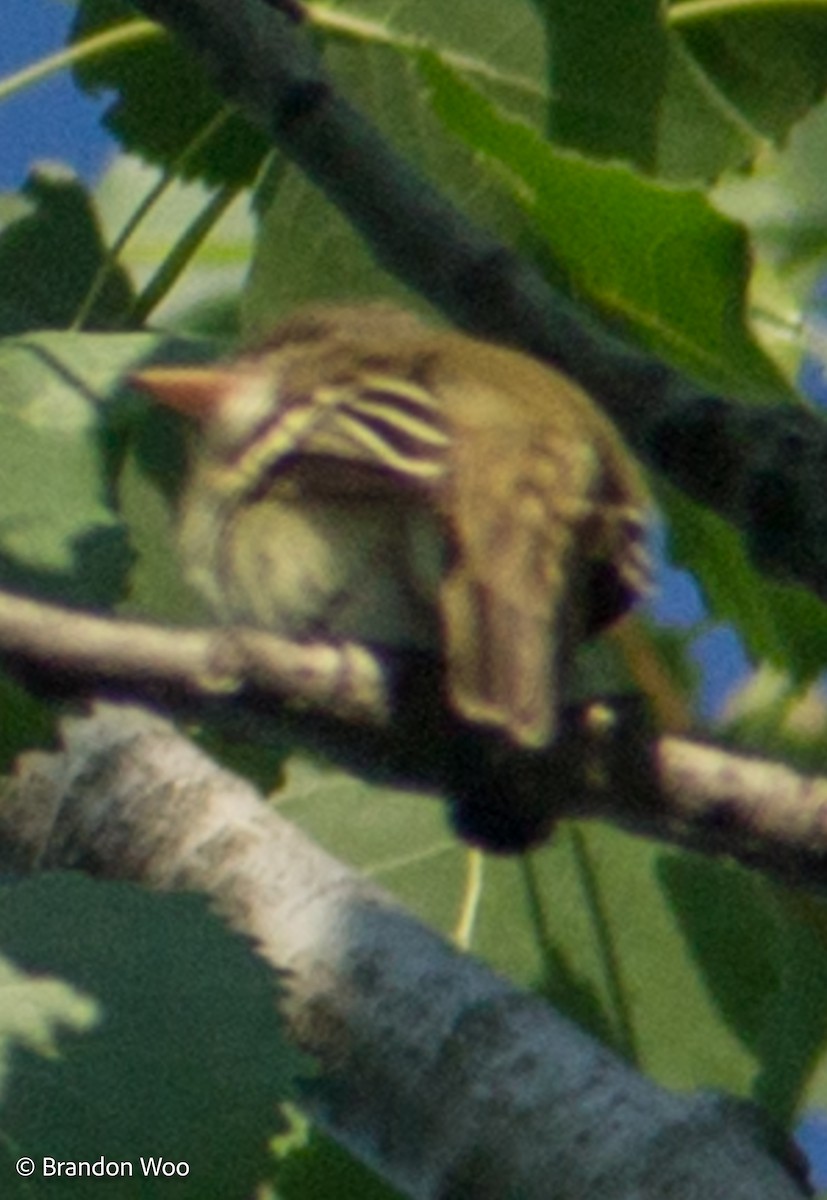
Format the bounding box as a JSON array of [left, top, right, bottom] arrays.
[[108, 331, 221, 622], [477, 827, 762, 1092], [274, 757, 761, 1095], [755, 893, 827, 1123], [530, 0, 670, 171], [71, 0, 269, 186], [0, 873, 305, 1200], [94, 155, 255, 336], [0, 331, 184, 606], [529, 0, 771, 180], [311, 0, 549, 126], [0, 952, 98, 1091], [419, 50, 796, 403], [0, 167, 133, 335], [243, 156, 421, 338], [0, 329, 213, 612], [655, 35, 760, 182], [714, 100, 827, 293], [673, 1, 827, 144], [660, 860, 827, 1124], [0, 334, 136, 605], [275, 756, 467, 932], [243, 0, 549, 334], [243, 29, 536, 336], [656, 857, 780, 1059], [276, 1123, 403, 1200], [664, 484, 827, 685], [115, 429, 199, 623]]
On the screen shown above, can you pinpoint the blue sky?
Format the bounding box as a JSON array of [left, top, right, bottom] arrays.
[[2, 0, 111, 189]]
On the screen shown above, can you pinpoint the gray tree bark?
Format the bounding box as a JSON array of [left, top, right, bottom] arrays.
[[0, 703, 806, 1199]]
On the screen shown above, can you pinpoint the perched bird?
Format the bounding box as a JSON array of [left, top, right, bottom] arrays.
[[133, 302, 651, 846]]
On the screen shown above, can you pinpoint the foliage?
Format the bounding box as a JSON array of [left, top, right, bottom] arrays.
[[4, 0, 827, 1194], [0, 872, 305, 1198]]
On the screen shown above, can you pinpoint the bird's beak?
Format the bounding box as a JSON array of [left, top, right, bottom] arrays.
[[129, 366, 240, 422]]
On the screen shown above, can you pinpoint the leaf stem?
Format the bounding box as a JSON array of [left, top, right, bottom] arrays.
[[127, 181, 242, 328], [670, 0, 827, 28], [72, 107, 241, 330], [453, 848, 485, 950], [304, 2, 544, 102], [0, 22, 161, 105], [570, 826, 640, 1064]]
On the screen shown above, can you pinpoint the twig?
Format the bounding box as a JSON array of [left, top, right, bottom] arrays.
[[0, 587, 389, 725]]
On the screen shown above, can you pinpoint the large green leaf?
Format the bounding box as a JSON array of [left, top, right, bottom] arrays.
[[419, 52, 795, 403], [657, 856, 780, 1060], [661, 861, 827, 1125], [0, 332, 152, 605], [655, 35, 760, 181], [530, 0, 670, 171], [529, 0, 768, 180], [673, 0, 827, 144], [0, 167, 133, 335], [312, 0, 548, 126], [273, 756, 764, 1097], [71, 0, 546, 191], [0, 329, 215, 610], [115, 421, 199, 623], [756, 893, 827, 1124], [0, 873, 304, 1199], [243, 154, 422, 338]]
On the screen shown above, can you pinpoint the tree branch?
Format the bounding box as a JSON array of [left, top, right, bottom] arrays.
[[0, 703, 806, 1200], [0, 587, 390, 726], [3, 586, 827, 888], [125, 0, 827, 601]]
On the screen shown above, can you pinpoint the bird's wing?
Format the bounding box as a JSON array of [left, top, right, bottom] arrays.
[[272, 372, 450, 486]]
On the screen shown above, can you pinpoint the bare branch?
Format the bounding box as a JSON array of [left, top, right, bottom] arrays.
[[616, 734, 827, 888], [0, 587, 390, 725], [3, 586, 827, 887], [0, 703, 805, 1200], [126, 0, 827, 601]]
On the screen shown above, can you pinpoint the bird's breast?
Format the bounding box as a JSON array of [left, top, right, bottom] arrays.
[[179, 477, 445, 650]]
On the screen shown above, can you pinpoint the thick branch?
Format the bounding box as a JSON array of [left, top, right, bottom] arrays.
[[3, 587, 827, 888], [0, 703, 804, 1200], [125, 0, 827, 601]]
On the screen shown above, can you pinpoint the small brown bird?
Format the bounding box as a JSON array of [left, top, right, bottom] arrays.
[[133, 303, 651, 845]]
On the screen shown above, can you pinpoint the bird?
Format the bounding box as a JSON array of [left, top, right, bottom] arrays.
[[132, 301, 651, 847]]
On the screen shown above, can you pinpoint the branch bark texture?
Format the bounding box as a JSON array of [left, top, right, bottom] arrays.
[[3, 587, 827, 889], [0, 704, 804, 1200]]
